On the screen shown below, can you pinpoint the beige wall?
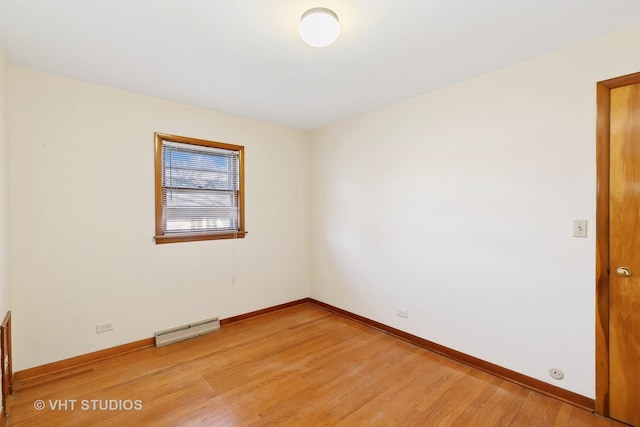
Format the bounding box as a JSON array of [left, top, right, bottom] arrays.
[[309, 24, 640, 398], [8, 68, 310, 370], [6, 22, 640, 398], [0, 47, 10, 321]]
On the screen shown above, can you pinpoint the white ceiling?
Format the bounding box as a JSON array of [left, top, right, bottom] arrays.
[[1, 0, 640, 130]]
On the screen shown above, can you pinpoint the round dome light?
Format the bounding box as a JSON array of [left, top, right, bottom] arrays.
[[299, 8, 340, 48]]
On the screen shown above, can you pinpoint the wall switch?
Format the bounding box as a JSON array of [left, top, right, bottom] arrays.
[[396, 308, 409, 318], [573, 220, 587, 238], [96, 321, 114, 333]]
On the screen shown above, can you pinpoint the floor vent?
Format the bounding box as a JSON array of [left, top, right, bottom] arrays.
[[154, 317, 220, 347]]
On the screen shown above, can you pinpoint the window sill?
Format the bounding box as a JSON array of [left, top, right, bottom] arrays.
[[154, 231, 247, 244]]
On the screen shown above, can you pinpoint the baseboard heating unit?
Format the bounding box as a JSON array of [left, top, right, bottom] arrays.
[[154, 317, 220, 347]]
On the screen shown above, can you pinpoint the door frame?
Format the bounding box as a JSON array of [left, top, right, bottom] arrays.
[[595, 70, 640, 416]]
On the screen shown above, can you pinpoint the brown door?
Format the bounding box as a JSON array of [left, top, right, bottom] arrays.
[[609, 82, 640, 426]]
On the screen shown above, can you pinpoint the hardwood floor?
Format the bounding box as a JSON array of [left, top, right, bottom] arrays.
[[6, 304, 626, 426]]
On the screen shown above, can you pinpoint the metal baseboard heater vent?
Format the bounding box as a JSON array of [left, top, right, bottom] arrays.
[[154, 317, 220, 347]]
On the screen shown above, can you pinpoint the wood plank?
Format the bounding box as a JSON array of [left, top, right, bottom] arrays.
[[310, 299, 594, 410], [219, 297, 311, 326], [608, 83, 640, 427], [595, 70, 640, 417], [595, 80, 611, 417], [7, 304, 620, 426], [0, 311, 12, 420], [15, 298, 311, 382], [14, 338, 155, 382]]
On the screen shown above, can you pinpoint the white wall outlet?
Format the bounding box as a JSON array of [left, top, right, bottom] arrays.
[[549, 368, 564, 380], [396, 308, 409, 318], [573, 220, 587, 238], [96, 321, 114, 333]]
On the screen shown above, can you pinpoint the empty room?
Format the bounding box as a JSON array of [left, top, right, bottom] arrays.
[[0, 1, 639, 425]]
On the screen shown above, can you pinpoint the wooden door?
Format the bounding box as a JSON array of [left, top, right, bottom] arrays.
[[609, 82, 640, 426]]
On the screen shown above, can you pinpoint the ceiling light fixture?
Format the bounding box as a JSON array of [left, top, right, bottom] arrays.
[[299, 7, 340, 48]]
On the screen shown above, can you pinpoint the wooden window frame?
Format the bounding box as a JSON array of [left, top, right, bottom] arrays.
[[154, 133, 246, 244]]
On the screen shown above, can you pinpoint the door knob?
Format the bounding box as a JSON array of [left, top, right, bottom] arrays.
[[616, 266, 632, 277]]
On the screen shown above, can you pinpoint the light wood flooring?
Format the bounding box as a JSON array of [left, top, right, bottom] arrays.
[[6, 304, 627, 426]]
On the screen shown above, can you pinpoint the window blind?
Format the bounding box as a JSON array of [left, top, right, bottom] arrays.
[[161, 140, 240, 235]]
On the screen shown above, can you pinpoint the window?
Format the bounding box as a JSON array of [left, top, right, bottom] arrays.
[[154, 133, 246, 244]]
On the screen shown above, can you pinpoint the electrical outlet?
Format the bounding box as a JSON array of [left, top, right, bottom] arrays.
[[96, 321, 114, 333], [396, 308, 409, 318]]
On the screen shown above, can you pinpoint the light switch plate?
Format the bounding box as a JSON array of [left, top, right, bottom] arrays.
[[573, 220, 587, 238]]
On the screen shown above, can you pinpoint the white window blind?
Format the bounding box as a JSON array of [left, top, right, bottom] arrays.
[[161, 140, 240, 235]]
